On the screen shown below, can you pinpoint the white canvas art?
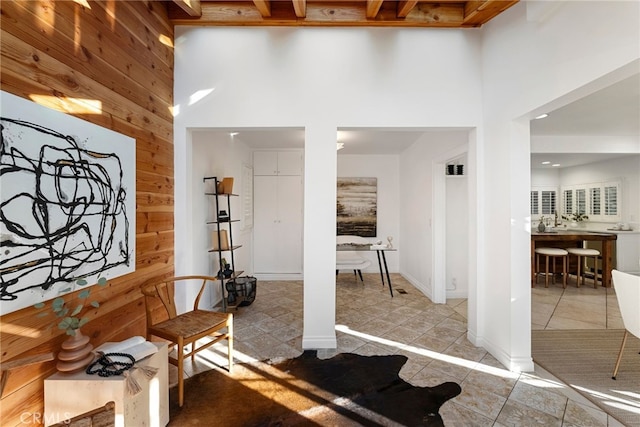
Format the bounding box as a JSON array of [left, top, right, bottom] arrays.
[[0, 91, 136, 315]]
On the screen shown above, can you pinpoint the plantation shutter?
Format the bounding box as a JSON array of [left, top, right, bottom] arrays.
[[605, 185, 618, 216], [541, 191, 556, 215], [589, 188, 601, 216], [530, 191, 539, 215]]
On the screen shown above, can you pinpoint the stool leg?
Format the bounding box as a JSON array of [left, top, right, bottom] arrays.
[[544, 255, 550, 288], [536, 254, 540, 285], [592, 256, 598, 288], [576, 255, 582, 288], [562, 255, 567, 288]]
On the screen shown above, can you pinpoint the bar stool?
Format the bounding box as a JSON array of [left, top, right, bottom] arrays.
[[535, 247, 568, 288], [567, 247, 601, 288]]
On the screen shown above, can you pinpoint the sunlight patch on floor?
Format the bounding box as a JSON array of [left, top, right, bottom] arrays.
[[335, 324, 520, 381]]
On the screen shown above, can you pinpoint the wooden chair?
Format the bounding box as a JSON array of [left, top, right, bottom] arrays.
[[141, 275, 233, 407]]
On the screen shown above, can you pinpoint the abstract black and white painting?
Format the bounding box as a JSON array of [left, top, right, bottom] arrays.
[[337, 177, 377, 237], [0, 91, 135, 315]]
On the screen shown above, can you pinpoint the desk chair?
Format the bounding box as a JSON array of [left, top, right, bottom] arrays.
[[336, 235, 371, 284]]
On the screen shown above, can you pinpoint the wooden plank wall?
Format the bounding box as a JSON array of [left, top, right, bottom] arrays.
[[0, 1, 174, 425]]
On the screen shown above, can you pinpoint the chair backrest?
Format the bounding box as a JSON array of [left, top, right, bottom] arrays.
[[140, 275, 212, 327], [612, 269, 640, 339]]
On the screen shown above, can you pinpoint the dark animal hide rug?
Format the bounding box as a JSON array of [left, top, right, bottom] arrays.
[[169, 350, 462, 426]]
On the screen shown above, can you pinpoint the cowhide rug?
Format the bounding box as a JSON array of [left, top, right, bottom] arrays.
[[169, 350, 462, 426]]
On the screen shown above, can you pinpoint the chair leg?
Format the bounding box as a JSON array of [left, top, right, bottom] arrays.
[[177, 341, 185, 407], [357, 269, 364, 283], [228, 318, 233, 372], [612, 330, 629, 380], [544, 255, 550, 288]]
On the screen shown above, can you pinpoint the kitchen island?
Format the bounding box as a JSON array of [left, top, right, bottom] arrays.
[[531, 230, 617, 287]]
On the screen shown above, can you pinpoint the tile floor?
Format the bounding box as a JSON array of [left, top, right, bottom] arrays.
[[176, 273, 626, 426]]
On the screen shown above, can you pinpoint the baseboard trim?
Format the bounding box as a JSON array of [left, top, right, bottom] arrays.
[[302, 335, 337, 349]]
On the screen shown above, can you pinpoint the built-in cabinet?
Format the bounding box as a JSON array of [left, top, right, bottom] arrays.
[[253, 150, 303, 278]]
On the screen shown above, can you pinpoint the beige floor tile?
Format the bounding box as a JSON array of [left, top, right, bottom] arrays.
[[495, 399, 563, 427], [167, 273, 626, 427]]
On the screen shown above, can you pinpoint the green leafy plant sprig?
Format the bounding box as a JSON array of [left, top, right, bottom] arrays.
[[562, 212, 589, 222], [34, 277, 108, 336]]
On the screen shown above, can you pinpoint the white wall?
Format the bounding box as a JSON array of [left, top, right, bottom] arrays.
[[174, 26, 483, 350], [186, 131, 253, 311], [480, 0, 639, 370], [399, 132, 470, 301], [337, 154, 400, 272], [173, 0, 639, 369]]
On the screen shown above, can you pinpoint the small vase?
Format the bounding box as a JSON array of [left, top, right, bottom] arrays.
[[56, 329, 94, 373], [537, 222, 546, 232]]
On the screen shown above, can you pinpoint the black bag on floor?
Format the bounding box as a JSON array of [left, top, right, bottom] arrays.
[[225, 276, 257, 306]]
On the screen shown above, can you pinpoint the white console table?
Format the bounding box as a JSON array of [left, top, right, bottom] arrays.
[[45, 342, 169, 427]]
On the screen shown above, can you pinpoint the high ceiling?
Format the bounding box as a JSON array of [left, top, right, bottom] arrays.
[[166, 0, 519, 27], [170, 1, 639, 167]]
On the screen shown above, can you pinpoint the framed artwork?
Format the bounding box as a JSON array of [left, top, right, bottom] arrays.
[[337, 177, 377, 237], [0, 91, 136, 315]]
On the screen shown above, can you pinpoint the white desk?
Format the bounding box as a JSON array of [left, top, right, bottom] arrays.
[[337, 244, 396, 297], [45, 342, 169, 427]]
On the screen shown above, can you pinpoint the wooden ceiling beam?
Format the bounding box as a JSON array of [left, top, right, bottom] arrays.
[[253, 0, 272, 17], [292, 0, 306, 17], [366, 0, 384, 18], [396, 1, 418, 18], [171, 0, 202, 17], [167, 1, 518, 27], [463, 0, 519, 25]]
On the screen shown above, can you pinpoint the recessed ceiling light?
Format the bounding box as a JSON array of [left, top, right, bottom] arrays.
[[230, 132, 239, 137], [541, 161, 551, 165], [535, 113, 549, 120], [552, 163, 560, 167]]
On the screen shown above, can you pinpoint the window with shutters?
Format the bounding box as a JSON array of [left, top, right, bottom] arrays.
[[531, 187, 557, 219], [561, 181, 621, 222], [563, 189, 573, 216]]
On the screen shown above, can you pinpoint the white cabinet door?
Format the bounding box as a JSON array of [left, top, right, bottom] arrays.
[[253, 150, 302, 176], [276, 151, 303, 176], [276, 176, 303, 273], [253, 176, 279, 273], [253, 175, 303, 274], [253, 151, 278, 176]]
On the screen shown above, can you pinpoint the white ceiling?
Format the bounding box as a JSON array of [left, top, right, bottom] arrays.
[[219, 73, 640, 167]]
